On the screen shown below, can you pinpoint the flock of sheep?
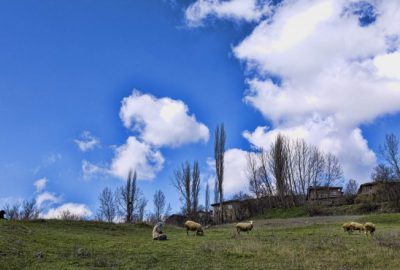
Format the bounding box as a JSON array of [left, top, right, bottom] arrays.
[[183, 220, 254, 236], [342, 221, 376, 236], [184, 220, 376, 237]]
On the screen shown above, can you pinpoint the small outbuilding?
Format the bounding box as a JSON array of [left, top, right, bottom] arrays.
[[306, 186, 345, 206]]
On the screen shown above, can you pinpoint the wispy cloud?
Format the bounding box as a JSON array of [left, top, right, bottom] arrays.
[[74, 131, 99, 152], [34, 177, 48, 193]]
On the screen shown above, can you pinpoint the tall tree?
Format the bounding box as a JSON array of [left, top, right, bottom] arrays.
[[153, 190, 166, 222], [191, 161, 201, 217], [97, 187, 117, 222], [344, 179, 358, 197], [137, 197, 148, 222], [371, 164, 396, 182], [118, 170, 139, 223], [205, 183, 210, 217], [323, 153, 343, 187], [269, 134, 289, 207], [380, 133, 400, 179], [172, 162, 192, 216], [214, 123, 226, 222]]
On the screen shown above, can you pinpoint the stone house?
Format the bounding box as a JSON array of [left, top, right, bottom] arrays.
[[306, 186, 345, 205]]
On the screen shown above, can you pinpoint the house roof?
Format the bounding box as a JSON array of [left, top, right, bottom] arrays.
[[307, 186, 343, 191], [211, 199, 241, 207]]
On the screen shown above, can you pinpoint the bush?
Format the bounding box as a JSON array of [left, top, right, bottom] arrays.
[[356, 201, 379, 213]]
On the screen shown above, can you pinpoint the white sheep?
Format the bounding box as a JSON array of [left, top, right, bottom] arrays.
[[350, 222, 365, 233], [364, 222, 376, 236], [184, 220, 204, 236], [236, 220, 254, 235]]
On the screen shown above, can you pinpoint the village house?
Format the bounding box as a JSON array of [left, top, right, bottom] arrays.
[[306, 186, 345, 206], [356, 181, 400, 203], [211, 199, 252, 223]]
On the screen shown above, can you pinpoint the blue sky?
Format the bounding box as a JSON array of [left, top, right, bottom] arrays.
[[1, 0, 400, 218]]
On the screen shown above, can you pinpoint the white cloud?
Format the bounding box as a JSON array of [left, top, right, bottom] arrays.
[[208, 148, 250, 196], [185, 0, 270, 26], [110, 136, 164, 180], [36, 191, 61, 208], [74, 131, 99, 152], [34, 177, 48, 192], [120, 90, 209, 147], [42, 203, 92, 219], [81, 160, 108, 179], [189, 0, 400, 182]]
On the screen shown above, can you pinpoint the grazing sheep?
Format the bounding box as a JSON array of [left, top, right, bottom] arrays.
[[350, 222, 365, 233], [236, 220, 254, 235], [184, 220, 204, 236], [364, 222, 376, 236], [342, 222, 352, 233]]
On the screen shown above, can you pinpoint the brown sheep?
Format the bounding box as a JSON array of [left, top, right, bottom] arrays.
[[364, 222, 376, 236], [236, 221, 254, 235], [184, 220, 204, 236], [350, 222, 365, 233], [342, 222, 352, 233]]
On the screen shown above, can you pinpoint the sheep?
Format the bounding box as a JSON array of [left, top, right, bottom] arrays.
[[152, 222, 167, 240], [184, 220, 204, 236], [364, 222, 376, 236], [236, 220, 254, 235], [342, 222, 352, 233], [350, 222, 365, 233]]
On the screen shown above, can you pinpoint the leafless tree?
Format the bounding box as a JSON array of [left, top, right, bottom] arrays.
[[214, 179, 219, 204], [172, 161, 191, 216], [60, 210, 81, 221], [344, 179, 358, 196], [323, 153, 343, 187], [372, 164, 396, 182], [20, 199, 40, 220], [247, 152, 262, 199], [4, 202, 21, 220], [153, 190, 165, 221], [269, 134, 290, 207], [191, 161, 201, 217], [380, 133, 400, 179], [215, 123, 226, 222], [117, 170, 139, 223], [137, 197, 147, 222], [164, 203, 172, 220], [205, 182, 210, 221], [97, 187, 117, 222]]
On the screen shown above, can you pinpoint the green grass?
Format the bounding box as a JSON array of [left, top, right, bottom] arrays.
[[1, 214, 400, 269]]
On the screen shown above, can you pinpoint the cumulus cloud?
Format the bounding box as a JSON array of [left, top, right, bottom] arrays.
[[120, 90, 209, 147], [190, 0, 400, 182], [74, 131, 99, 152], [42, 203, 92, 219], [185, 0, 270, 26], [34, 177, 48, 192], [208, 148, 249, 196], [110, 136, 164, 180], [36, 191, 61, 208]]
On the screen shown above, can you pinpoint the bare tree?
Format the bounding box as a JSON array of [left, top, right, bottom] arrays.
[[97, 187, 117, 222], [191, 161, 201, 218], [205, 183, 210, 221], [20, 199, 40, 220], [172, 162, 191, 216], [215, 124, 226, 222], [60, 210, 81, 221], [344, 179, 358, 196], [323, 153, 343, 187], [164, 203, 172, 220], [4, 202, 21, 220], [269, 134, 289, 207], [372, 164, 396, 182], [247, 152, 262, 199], [117, 170, 139, 223], [214, 179, 219, 204], [153, 190, 166, 221], [380, 133, 400, 179], [137, 197, 148, 222]]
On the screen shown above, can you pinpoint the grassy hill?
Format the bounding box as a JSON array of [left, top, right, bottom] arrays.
[[1, 214, 400, 269]]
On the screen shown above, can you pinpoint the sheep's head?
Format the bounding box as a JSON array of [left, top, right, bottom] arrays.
[[250, 221, 253, 225], [196, 228, 204, 236]]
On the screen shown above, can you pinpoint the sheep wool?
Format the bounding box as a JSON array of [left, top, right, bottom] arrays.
[[364, 222, 376, 236], [184, 220, 204, 236], [236, 221, 254, 235]]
